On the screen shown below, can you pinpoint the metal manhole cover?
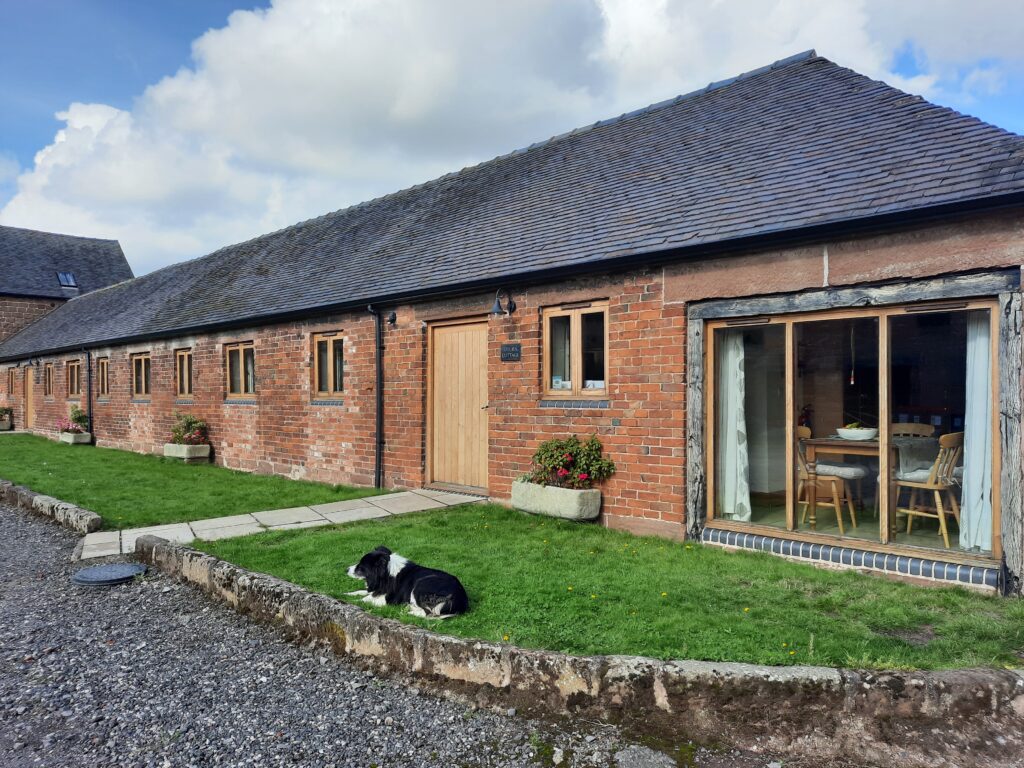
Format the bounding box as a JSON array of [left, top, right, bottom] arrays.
[[71, 563, 147, 587]]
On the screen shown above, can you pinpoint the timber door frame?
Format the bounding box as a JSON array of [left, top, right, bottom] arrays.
[[24, 366, 35, 429], [426, 316, 490, 494]]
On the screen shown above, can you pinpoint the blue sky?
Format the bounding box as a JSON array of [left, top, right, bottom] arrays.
[[1, 1, 1022, 275]]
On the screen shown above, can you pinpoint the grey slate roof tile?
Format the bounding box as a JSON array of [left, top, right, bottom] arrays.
[[0, 225, 132, 299], [2, 51, 1023, 361]]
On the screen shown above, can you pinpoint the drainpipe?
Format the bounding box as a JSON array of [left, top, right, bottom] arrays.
[[367, 305, 384, 489], [83, 349, 94, 444]]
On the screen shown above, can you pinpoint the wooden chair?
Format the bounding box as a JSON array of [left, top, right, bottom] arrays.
[[895, 432, 963, 549], [796, 426, 861, 535], [873, 423, 938, 515]]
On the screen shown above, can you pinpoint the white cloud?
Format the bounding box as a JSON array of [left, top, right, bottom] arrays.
[[2, 0, 1022, 274]]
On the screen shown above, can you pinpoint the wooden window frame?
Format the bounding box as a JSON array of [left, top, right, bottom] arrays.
[[312, 332, 344, 399], [7, 368, 15, 396], [131, 353, 152, 399], [67, 359, 82, 398], [541, 300, 609, 400], [224, 341, 256, 398], [97, 358, 109, 398], [175, 348, 194, 398], [703, 297, 1002, 566], [44, 363, 54, 397]]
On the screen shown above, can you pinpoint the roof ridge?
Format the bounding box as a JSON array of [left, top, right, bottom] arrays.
[[0, 223, 120, 245]]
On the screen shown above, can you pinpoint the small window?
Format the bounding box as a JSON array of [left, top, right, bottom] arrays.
[[225, 342, 255, 397], [312, 333, 344, 397], [542, 301, 609, 398], [44, 363, 54, 396], [7, 368, 15, 395], [56, 271, 77, 288], [176, 349, 193, 397], [97, 358, 109, 397], [131, 353, 151, 398], [67, 360, 82, 397]]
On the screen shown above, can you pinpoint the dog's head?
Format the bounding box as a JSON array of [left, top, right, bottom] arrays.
[[347, 546, 393, 592]]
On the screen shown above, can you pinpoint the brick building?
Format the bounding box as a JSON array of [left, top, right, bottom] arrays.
[[2, 52, 1024, 591], [0, 224, 132, 343]]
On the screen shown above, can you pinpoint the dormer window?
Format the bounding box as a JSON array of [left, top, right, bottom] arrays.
[[57, 271, 78, 288]]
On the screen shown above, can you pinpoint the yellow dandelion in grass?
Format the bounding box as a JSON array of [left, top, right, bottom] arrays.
[[567, 585, 574, 592], [789, 650, 796, 656], [685, 544, 693, 550], [503, 634, 510, 642], [782, 642, 788, 648], [743, 607, 750, 613], [661, 592, 668, 598], [591, 594, 597, 599]]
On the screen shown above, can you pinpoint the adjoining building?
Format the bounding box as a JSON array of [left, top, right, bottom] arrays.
[[2, 52, 1023, 592], [0, 225, 131, 342]]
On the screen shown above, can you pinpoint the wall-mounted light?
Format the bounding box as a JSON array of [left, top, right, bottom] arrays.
[[490, 289, 516, 317], [387, 311, 397, 325]]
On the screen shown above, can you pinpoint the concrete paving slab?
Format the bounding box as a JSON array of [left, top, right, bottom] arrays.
[[82, 530, 120, 545], [252, 507, 322, 526], [193, 522, 265, 541], [310, 498, 387, 515], [80, 541, 122, 559], [319, 506, 391, 524], [122, 524, 194, 553], [189, 514, 259, 532], [412, 489, 487, 506], [269, 519, 332, 531], [367, 493, 446, 515]]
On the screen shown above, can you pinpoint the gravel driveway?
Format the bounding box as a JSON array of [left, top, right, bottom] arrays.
[[0, 504, 821, 768]]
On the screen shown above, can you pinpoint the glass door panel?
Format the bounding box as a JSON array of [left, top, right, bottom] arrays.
[[713, 324, 787, 528], [794, 317, 881, 542], [887, 309, 993, 555]]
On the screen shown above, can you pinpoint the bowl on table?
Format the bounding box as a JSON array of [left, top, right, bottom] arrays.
[[836, 427, 879, 441]]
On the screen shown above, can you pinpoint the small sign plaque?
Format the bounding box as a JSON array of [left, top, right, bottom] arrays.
[[500, 343, 522, 362]]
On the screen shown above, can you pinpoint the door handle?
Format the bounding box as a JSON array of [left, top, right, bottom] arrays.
[[480, 404, 489, 409]]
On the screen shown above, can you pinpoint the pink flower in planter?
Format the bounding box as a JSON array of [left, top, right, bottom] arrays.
[[556, 467, 570, 477], [577, 473, 589, 481]]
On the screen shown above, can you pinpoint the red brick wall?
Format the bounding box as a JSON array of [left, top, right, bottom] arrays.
[[0, 269, 688, 538], [3, 211, 1021, 542], [0, 296, 61, 342]]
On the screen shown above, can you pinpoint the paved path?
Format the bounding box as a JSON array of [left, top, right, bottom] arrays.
[[1, 503, 803, 768], [80, 488, 485, 559]]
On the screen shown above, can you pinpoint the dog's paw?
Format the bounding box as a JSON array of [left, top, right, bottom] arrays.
[[408, 605, 428, 618], [362, 593, 388, 607], [345, 590, 369, 597]]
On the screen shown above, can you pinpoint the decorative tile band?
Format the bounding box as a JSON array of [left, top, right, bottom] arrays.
[[311, 399, 346, 406], [701, 526, 999, 590]]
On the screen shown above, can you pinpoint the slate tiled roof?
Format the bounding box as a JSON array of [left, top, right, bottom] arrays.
[[0, 225, 132, 300], [2, 51, 1023, 360]]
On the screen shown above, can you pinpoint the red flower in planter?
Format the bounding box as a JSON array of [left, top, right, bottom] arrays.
[[556, 467, 570, 477], [577, 472, 589, 481]]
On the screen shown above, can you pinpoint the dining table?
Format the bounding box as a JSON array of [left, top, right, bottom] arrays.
[[802, 435, 939, 532]]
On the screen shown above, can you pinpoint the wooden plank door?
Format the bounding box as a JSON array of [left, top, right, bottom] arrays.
[[429, 320, 489, 491], [25, 367, 35, 429]]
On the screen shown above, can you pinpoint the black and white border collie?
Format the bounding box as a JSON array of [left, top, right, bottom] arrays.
[[346, 546, 469, 619]]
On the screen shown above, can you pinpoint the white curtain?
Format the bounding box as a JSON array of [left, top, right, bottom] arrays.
[[960, 312, 993, 552], [716, 330, 751, 521]]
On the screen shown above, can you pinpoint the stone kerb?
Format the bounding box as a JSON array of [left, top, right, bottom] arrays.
[[133, 534, 1024, 768]]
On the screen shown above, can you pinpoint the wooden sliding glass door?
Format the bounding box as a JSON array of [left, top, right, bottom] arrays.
[[706, 299, 1000, 563]]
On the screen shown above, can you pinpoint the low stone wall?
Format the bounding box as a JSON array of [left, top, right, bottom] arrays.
[[134, 535, 1024, 768], [0, 479, 102, 533]]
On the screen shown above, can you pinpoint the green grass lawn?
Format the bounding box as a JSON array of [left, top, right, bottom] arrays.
[[0, 433, 381, 529], [197, 503, 1024, 670]]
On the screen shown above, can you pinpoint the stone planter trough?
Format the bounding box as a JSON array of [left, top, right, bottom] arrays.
[[0, 416, 12, 431], [511, 479, 601, 521], [59, 431, 91, 445], [163, 443, 211, 462]]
